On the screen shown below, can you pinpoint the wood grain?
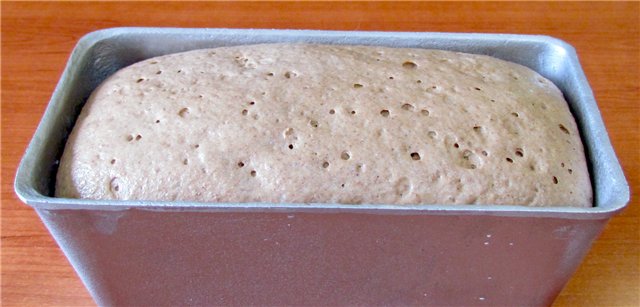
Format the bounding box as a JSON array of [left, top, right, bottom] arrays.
[[2, 2, 638, 306]]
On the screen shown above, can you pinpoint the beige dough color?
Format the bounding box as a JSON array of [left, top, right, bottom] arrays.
[[56, 44, 592, 207]]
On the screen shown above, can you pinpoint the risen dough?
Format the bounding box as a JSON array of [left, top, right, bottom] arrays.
[[56, 44, 592, 207]]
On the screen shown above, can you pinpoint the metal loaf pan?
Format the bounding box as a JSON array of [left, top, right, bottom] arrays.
[[14, 28, 629, 306]]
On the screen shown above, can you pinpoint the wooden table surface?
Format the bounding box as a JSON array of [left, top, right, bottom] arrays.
[[2, 2, 638, 306]]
